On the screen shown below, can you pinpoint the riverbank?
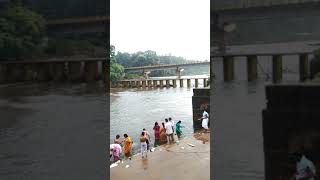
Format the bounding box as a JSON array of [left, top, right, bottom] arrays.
[[110, 131, 210, 180]]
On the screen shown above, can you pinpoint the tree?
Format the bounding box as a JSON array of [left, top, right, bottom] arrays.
[[110, 45, 124, 82], [0, 4, 46, 60]]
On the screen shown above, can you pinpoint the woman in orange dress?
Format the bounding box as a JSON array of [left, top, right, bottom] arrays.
[[123, 134, 133, 160], [159, 122, 167, 145]]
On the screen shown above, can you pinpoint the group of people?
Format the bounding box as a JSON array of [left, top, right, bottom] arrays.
[[109, 117, 184, 162]]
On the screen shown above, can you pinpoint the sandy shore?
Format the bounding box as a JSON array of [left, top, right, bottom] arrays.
[[110, 131, 210, 180]]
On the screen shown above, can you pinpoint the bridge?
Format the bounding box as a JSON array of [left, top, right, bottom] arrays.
[[124, 61, 210, 72], [0, 57, 107, 84], [212, 0, 320, 46], [46, 16, 108, 33]]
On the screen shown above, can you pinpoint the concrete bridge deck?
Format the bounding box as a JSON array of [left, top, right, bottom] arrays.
[[124, 61, 210, 72]]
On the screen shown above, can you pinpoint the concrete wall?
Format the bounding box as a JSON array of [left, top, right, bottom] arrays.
[[192, 88, 211, 130], [263, 84, 320, 179]]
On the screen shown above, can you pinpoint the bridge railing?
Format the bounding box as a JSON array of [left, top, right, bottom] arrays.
[[211, 51, 314, 83]]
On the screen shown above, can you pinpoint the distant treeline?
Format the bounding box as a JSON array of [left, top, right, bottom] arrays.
[[115, 50, 209, 77]]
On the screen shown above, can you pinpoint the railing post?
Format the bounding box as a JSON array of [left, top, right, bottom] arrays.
[[187, 79, 191, 88], [180, 79, 184, 87], [195, 79, 198, 88], [299, 53, 309, 82], [272, 55, 282, 83], [223, 56, 234, 82], [247, 55, 258, 81]]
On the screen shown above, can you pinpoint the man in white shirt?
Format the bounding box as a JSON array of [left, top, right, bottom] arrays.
[[292, 152, 316, 180], [169, 117, 175, 133], [198, 110, 209, 132], [165, 118, 174, 144]]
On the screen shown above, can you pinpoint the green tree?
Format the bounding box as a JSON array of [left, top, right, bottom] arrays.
[[110, 45, 124, 82], [0, 4, 46, 60]]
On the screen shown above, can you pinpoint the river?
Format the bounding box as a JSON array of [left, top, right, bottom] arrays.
[[110, 74, 209, 155], [212, 43, 317, 180], [0, 82, 107, 180]]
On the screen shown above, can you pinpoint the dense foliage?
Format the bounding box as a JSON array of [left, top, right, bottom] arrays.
[[0, 4, 46, 60], [110, 45, 124, 82]]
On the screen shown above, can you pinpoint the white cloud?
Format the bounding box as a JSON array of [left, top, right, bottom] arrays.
[[110, 0, 210, 61]]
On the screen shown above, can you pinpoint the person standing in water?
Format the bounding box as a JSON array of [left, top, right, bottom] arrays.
[[165, 119, 174, 144], [176, 121, 184, 139], [123, 134, 133, 160], [160, 122, 167, 144], [153, 122, 161, 147], [140, 132, 148, 158], [169, 117, 175, 134], [143, 128, 151, 151], [198, 109, 209, 132], [114, 134, 121, 144]]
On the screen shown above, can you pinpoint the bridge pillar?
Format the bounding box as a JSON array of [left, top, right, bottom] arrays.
[[195, 79, 199, 88], [203, 79, 207, 87], [299, 54, 309, 82], [0, 64, 7, 83], [166, 80, 170, 87], [136, 81, 141, 88], [187, 79, 191, 88], [84, 61, 99, 82], [142, 80, 146, 88], [7, 63, 24, 83], [173, 79, 177, 87], [130, 81, 135, 88], [37, 63, 53, 81], [147, 80, 152, 87], [247, 55, 258, 81], [223, 56, 234, 82], [52, 62, 66, 81], [272, 55, 282, 83], [68, 61, 83, 82], [23, 63, 34, 81], [176, 67, 182, 79], [160, 80, 164, 88], [153, 80, 157, 87], [180, 79, 184, 87]]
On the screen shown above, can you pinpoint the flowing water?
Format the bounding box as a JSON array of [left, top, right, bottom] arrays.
[[212, 43, 317, 180], [0, 82, 107, 180], [110, 74, 209, 155]]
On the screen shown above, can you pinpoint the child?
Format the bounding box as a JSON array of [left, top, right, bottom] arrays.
[[176, 121, 183, 139]]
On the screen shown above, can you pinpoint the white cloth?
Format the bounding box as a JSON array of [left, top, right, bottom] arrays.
[[141, 142, 147, 157], [296, 155, 316, 180], [165, 122, 173, 134], [170, 120, 175, 131], [202, 111, 209, 129]]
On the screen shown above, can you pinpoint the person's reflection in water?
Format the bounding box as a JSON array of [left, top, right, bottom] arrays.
[[142, 157, 148, 170]]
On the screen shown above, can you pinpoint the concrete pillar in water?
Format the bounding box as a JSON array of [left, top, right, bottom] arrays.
[[84, 61, 99, 82], [136, 81, 141, 88], [180, 79, 184, 87], [203, 79, 207, 87], [147, 80, 152, 87], [153, 80, 157, 87], [52, 62, 66, 81], [23, 63, 34, 81], [160, 80, 164, 88], [166, 80, 170, 87], [0, 64, 7, 83], [195, 79, 199, 88], [187, 79, 191, 88], [7, 63, 24, 83], [173, 79, 177, 87], [142, 80, 146, 88], [131, 81, 136, 88], [247, 55, 258, 81], [223, 56, 234, 81], [272, 55, 282, 83], [299, 54, 309, 82], [68, 61, 83, 82]]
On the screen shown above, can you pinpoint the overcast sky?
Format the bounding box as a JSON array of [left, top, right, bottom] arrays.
[[110, 0, 210, 61]]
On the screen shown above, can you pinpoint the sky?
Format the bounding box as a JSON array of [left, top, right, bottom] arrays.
[[110, 0, 210, 61]]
